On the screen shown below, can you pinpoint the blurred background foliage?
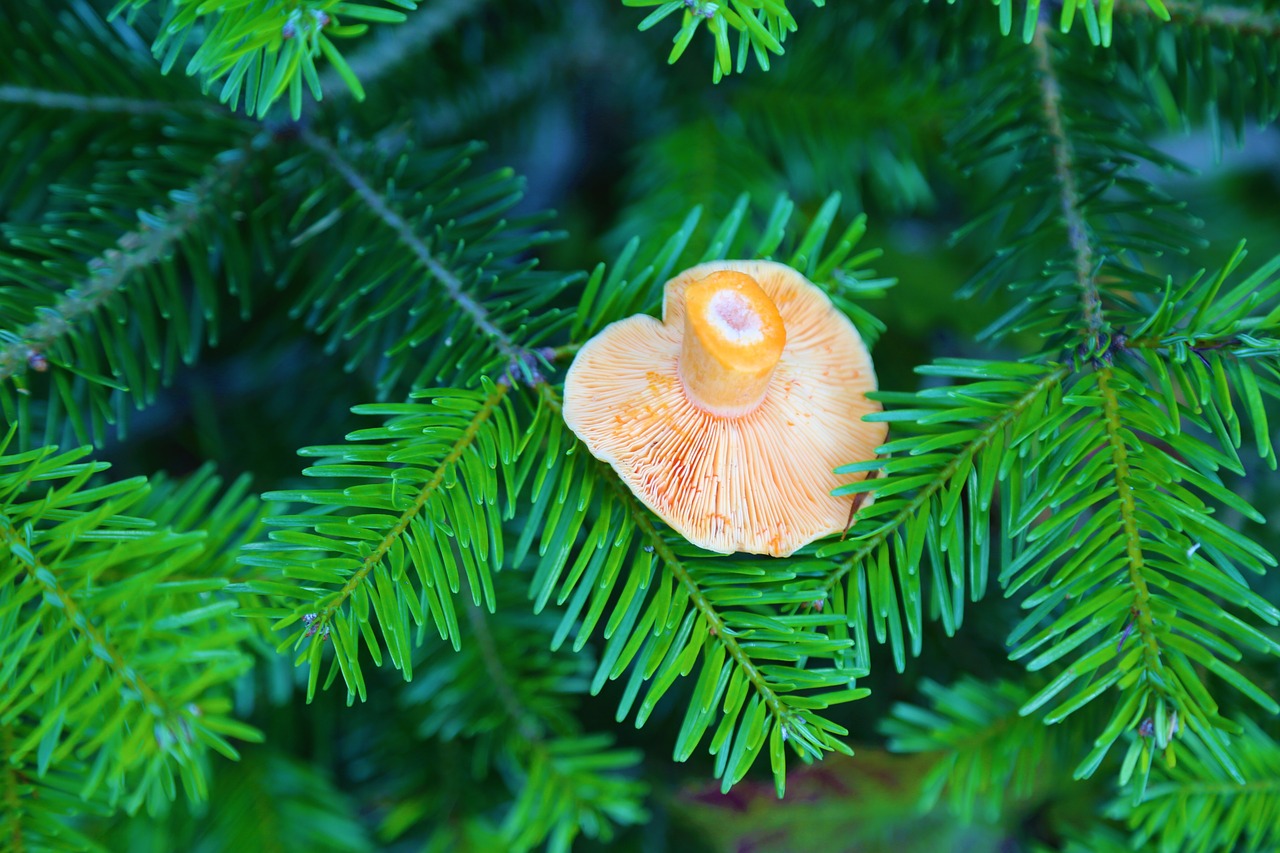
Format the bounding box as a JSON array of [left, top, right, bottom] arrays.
[[4, 0, 1280, 849]]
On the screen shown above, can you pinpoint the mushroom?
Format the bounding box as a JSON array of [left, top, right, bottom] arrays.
[[563, 260, 886, 557]]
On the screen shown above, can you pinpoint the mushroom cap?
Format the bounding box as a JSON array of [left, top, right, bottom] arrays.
[[562, 259, 886, 557]]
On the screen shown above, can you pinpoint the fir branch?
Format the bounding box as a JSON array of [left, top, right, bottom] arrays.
[[458, 602, 649, 852], [0, 84, 210, 115], [0, 722, 111, 853], [1122, 719, 1280, 852], [280, 130, 569, 394], [623, 477, 790, 720], [110, 0, 418, 118], [1, 725, 23, 853], [1005, 354, 1280, 781], [1118, 0, 1280, 36], [1033, 13, 1175, 681], [2, 517, 170, 715], [380, 575, 648, 850], [816, 364, 1071, 598], [0, 141, 253, 384], [2, 448, 265, 813], [623, 0, 820, 80], [535, 383, 793, 731], [1096, 365, 1163, 678], [882, 677, 1077, 821], [465, 602, 541, 741], [298, 129, 536, 378], [249, 382, 528, 703], [1111, 0, 1280, 150], [318, 0, 486, 104], [501, 733, 647, 852], [534, 382, 861, 791], [303, 381, 509, 656], [1032, 23, 1102, 335], [948, 44, 1195, 343]]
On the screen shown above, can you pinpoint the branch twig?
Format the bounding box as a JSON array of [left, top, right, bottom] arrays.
[[0, 145, 252, 383], [465, 602, 543, 741], [1032, 22, 1103, 335], [816, 367, 1070, 597], [1, 518, 170, 718], [0, 84, 211, 115], [311, 383, 509, 636], [538, 383, 805, 739], [1117, 0, 1280, 36], [300, 128, 536, 376]]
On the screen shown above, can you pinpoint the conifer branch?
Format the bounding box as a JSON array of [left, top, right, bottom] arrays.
[[882, 677, 1079, 820], [1096, 367, 1163, 674], [536, 382, 796, 732], [1122, 719, 1280, 850], [816, 365, 1071, 596], [0, 517, 170, 717], [0, 84, 210, 115], [1037, 15, 1168, 707], [299, 129, 532, 373], [1118, 0, 1280, 36], [1, 725, 22, 853], [306, 381, 510, 640], [1032, 23, 1102, 334], [465, 602, 541, 741], [626, 486, 787, 717], [318, 0, 486, 104], [1165, 778, 1280, 796], [0, 143, 252, 383]]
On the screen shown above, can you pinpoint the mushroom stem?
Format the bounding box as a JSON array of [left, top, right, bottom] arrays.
[[678, 271, 786, 417]]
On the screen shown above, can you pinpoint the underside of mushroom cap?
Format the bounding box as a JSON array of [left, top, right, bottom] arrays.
[[563, 260, 886, 557]]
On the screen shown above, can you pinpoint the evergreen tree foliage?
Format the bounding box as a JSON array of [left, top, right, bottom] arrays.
[[4, 0, 1280, 849]]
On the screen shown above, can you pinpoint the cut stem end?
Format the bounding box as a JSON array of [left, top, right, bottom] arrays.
[[679, 271, 786, 417]]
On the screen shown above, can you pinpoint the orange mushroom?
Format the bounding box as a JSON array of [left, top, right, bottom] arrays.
[[563, 260, 886, 557]]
